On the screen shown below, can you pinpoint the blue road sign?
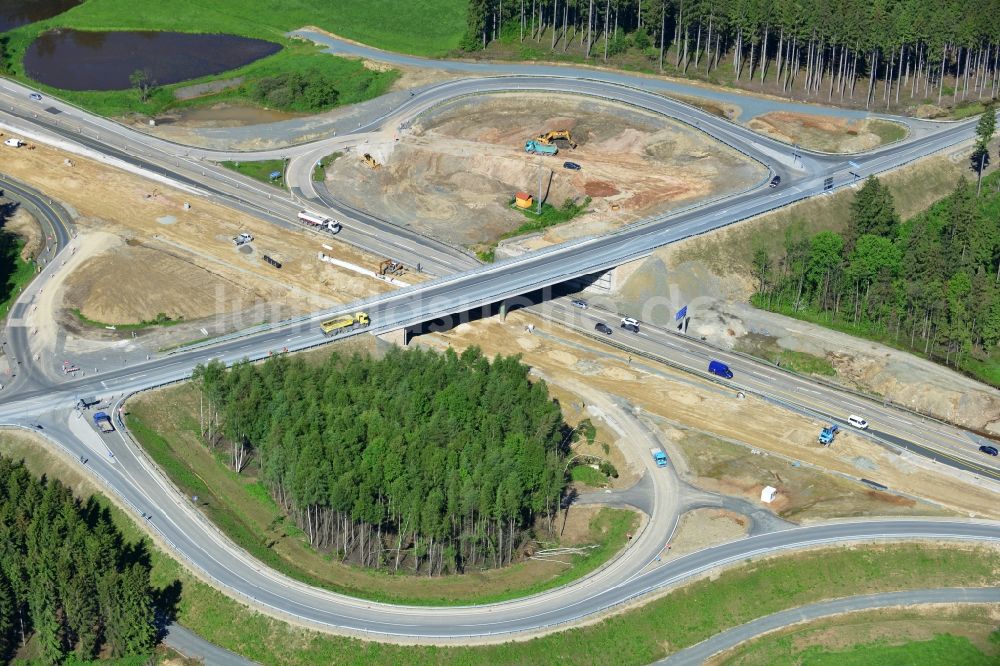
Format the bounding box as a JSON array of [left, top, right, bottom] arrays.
[[675, 305, 688, 321]]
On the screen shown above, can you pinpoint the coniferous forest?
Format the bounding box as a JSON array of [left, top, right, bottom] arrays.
[[193, 347, 569, 575], [0, 457, 157, 663], [465, 0, 1000, 110], [752, 171, 1000, 381]]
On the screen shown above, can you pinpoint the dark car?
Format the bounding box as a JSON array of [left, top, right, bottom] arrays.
[[769, 175, 781, 187], [595, 322, 613, 335], [570, 299, 588, 309], [979, 445, 999, 456], [563, 161, 581, 171]]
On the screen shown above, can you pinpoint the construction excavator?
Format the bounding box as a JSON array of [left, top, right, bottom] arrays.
[[362, 153, 381, 169], [379, 259, 405, 275], [535, 130, 577, 148]]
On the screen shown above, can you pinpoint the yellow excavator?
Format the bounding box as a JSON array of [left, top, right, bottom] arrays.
[[535, 130, 577, 148], [379, 259, 405, 275], [362, 153, 381, 169]]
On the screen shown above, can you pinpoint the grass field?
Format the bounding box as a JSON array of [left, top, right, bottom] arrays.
[[718, 606, 1000, 665], [125, 382, 636, 606], [2, 0, 466, 61], [3, 429, 995, 666], [221, 159, 287, 186]]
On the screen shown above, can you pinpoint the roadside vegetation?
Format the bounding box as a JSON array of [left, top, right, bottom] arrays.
[[312, 152, 342, 181], [220, 159, 287, 186], [0, 235, 34, 322], [751, 170, 1000, 388], [71, 308, 182, 331], [719, 606, 1000, 665], [3, 430, 996, 666]]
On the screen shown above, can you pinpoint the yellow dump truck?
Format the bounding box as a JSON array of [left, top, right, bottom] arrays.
[[320, 312, 370, 336]]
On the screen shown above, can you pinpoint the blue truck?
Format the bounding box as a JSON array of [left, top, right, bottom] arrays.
[[818, 424, 839, 446], [708, 360, 734, 379], [93, 411, 115, 433], [649, 447, 668, 467]]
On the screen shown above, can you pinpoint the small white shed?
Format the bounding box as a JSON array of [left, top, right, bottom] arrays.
[[760, 486, 778, 503]]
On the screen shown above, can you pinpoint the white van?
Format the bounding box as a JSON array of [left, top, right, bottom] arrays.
[[848, 415, 869, 430]]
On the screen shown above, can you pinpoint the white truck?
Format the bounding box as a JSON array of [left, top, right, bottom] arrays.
[[233, 232, 253, 246], [298, 210, 341, 234]]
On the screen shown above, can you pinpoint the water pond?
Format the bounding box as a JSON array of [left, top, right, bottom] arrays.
[[0, 0, 81, 32], [24, 29, 282, 91]]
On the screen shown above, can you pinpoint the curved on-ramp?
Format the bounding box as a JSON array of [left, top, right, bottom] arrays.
[[660, 587, 1000, 665]]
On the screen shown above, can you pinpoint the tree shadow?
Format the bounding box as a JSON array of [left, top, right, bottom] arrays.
[[970, 147, 992, 174], [153, 580, 183, 637]]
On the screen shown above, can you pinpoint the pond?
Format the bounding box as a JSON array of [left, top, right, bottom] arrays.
[[23, 29, 282, 91], [0, 0, 82, 32]]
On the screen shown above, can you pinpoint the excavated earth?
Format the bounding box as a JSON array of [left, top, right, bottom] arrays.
[[323, 93, 766, 247]]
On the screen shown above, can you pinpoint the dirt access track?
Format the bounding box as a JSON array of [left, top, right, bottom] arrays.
[[323, 93, 766, 248], [0, 139, 396, 346]]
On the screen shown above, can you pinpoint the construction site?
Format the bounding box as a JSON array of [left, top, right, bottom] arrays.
[[321, 94, 767, 248], [0, 136, 409, 362]]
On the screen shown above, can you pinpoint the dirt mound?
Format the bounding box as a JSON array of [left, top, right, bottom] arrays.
[[324, 93, 765, 247], [748, 111, 904, 153], [63, 242, 262, 324]]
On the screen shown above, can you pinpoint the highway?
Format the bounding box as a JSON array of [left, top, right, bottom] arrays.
[[540, 301, 1000, 482], [0, 52, 998, 649]]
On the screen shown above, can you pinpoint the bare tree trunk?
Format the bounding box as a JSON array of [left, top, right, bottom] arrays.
[[587, 0, 594, 57], [760, 25, 769, 83], [602, 0, 610, 61], [658, 0, 665, 71]]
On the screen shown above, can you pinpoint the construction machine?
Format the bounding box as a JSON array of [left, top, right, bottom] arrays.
[[535, 130, 577, 148], [362, 153, 381, 169], [379, 259, 405, 275]]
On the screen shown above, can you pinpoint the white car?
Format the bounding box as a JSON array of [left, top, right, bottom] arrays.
[[29, 93, 42, 102], [621, 317, 639, 327], [847, 415, 869, 430]]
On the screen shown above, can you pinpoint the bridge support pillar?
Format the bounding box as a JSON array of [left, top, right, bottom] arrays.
[[377, 327, 410, 347]]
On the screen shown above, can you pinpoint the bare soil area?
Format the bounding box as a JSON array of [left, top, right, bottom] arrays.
[[673, 431, 950, 521], [662, 508, 748, 560], [323, 93, 765, 247], [423, 313, 1000, 520], [748, 112, 906, 153], [5, 208, 43, 261], [0, 140, 393, 346]]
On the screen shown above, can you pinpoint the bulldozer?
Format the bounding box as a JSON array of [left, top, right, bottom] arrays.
[[362, 153, 381, 169], [535, 130, 577, 148], [378, 259, 405, 275]]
